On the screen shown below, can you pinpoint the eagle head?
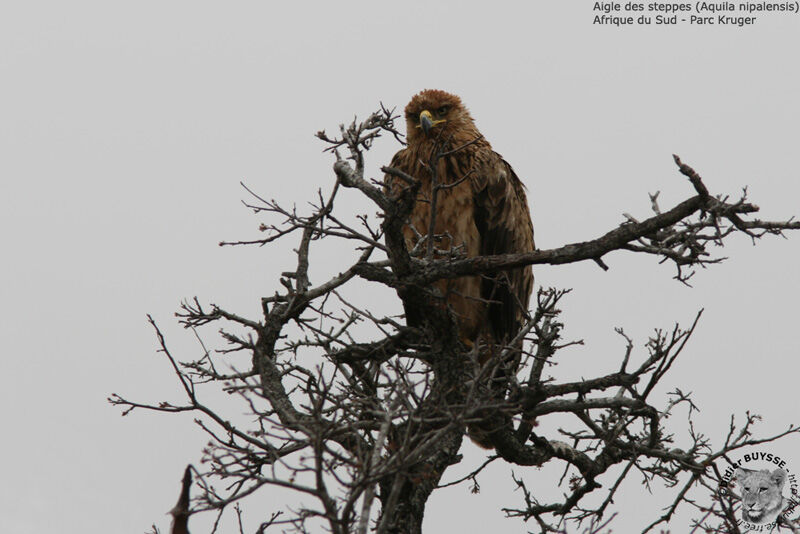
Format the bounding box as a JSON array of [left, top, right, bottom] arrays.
[[403, 89, 475, 145]]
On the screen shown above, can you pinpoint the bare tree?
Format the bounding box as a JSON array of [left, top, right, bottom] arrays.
[[111, 106, 800, 534]]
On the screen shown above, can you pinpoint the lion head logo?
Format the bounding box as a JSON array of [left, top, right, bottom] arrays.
[[735, 467, 789, 525]]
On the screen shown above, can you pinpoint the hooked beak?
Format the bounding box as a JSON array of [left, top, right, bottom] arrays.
[[418, 110, 445, 136]]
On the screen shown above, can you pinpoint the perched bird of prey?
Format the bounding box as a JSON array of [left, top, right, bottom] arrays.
[[385, 89, 535, 359]]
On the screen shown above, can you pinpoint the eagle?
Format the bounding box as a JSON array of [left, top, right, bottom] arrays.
[[385, 89, 535, 360]]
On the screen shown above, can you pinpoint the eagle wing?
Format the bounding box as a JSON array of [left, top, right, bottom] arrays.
[[471, 153, 535, 344], [383, 149, 408, 196], [384, 145, 534, 347]]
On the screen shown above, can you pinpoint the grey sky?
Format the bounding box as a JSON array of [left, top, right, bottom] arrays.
[[1, 2, 798, 532]]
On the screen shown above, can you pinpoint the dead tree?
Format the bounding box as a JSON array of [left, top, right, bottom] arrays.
[[111, 106, 800, 534]]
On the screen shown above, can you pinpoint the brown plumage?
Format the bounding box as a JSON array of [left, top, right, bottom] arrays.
[[385, 89, 535, 355]]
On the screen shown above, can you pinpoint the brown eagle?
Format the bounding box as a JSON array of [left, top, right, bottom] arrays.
[[385, 89, 535, 356]]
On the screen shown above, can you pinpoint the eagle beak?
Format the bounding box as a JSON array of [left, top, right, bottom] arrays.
[[419, 110, 434, 136], [418, 110, 445, 136]]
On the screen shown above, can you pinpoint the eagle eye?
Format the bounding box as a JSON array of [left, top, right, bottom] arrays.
[[437, 105, 449, 115]]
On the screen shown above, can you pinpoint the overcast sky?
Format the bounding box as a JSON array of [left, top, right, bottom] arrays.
[[2, 2, 799, 533]]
